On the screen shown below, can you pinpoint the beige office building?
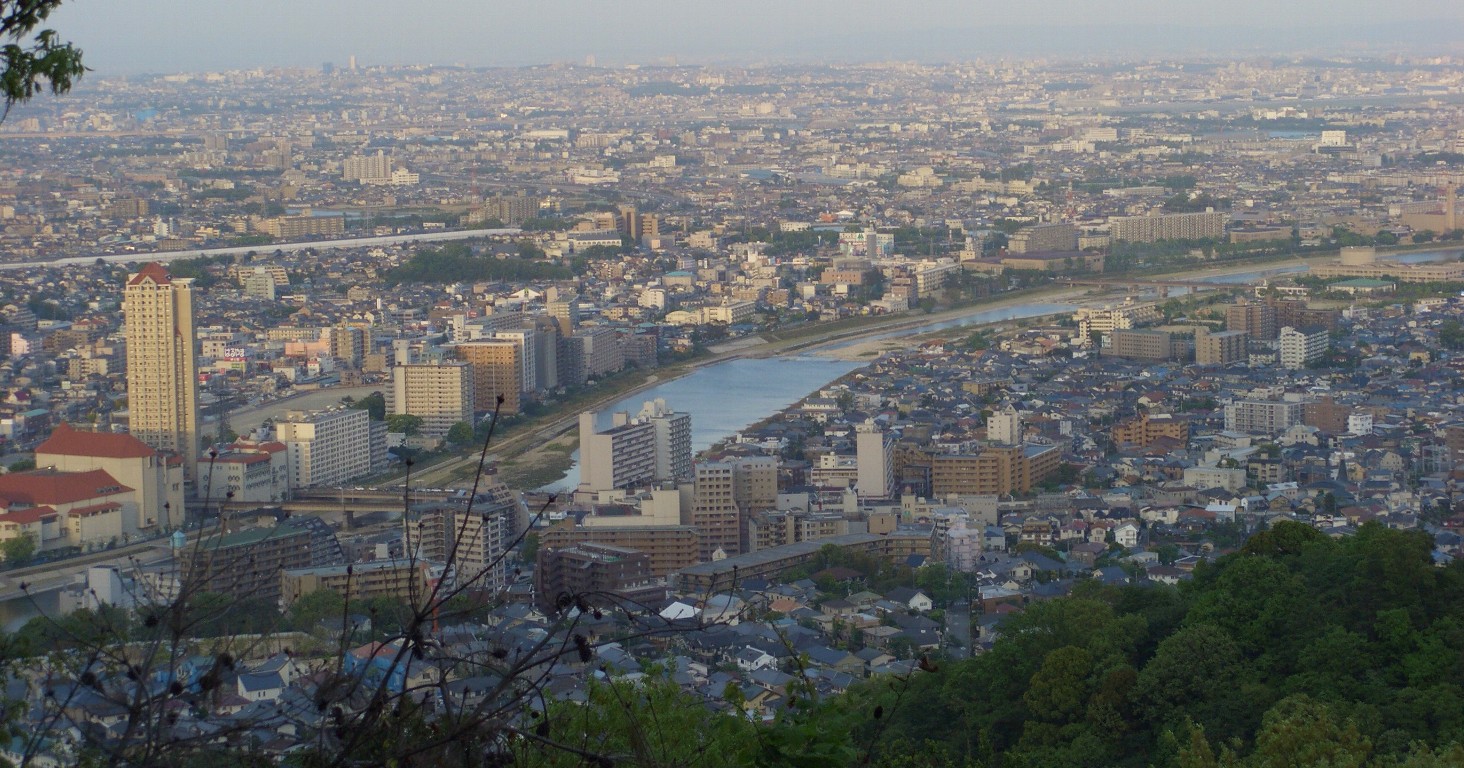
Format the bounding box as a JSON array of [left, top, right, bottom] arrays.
[[124, 263, 200, 483]]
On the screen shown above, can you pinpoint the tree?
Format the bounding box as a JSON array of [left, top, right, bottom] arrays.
[[441, 421, 472, 446], [0, 0, 85, 119], [6, 456, 34, 472], [349, 391, 387, 421], [1, 532, 35, 564], [386, 413, 424, 436]]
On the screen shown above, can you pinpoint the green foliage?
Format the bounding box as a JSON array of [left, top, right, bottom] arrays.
[[386, 413, 423, 436], [445, 420, 475, 446], [383, 242, 572, 285], [5, 457, 34, 472], [827, 522, 1464, 768], [0, 532, 34, 564], [522, 670, 756, 768], [165, 254, 231, 288], [0, 0, 86, 117], [1440, 320, 1464, 350], [520, 532, 539, 563], [348, 391, 386, 421]]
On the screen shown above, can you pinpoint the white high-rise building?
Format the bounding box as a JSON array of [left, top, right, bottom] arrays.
[[123, 263, 200, 483], [855, 419, 893, 500], [274, 408, 374, 489], [342, 149, 392, 182], [1279, 326, 1329, 370], [578, 412, 657, 494], [578, 401, 693, 494], [987, 404, 1023, 445], [639, 398, 692, 483]]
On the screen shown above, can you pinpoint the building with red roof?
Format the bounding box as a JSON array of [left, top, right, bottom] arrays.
[[36, 422, 185, 535], [0, 468, 133, 553]]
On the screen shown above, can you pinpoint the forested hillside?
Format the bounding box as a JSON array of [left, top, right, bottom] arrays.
[[803, 521, 1464, 768]]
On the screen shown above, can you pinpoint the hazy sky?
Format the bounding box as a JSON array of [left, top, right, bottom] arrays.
[[50, 0, 1464, 75]]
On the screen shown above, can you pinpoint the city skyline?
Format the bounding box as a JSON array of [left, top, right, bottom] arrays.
[[49, 0, 1464, 76]]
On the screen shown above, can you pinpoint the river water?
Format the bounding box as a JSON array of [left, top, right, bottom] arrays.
[[543, 301, 1082, 491]]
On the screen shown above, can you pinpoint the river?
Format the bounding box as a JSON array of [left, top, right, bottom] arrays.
[[542, 300, 1084, 491]]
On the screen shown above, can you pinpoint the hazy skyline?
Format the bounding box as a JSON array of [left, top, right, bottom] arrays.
[[50, 0, 1464, 75]]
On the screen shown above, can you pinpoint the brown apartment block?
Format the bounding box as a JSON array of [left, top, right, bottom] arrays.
[[454, 340, 522, 414], [1113, 414, 1190, 448], [534, 542, 664, 614], [537, 519, 702, 577], [1226, 301, 1277, 340], [930, 445, 1061, 496], [1303, 396, 1350, 435]]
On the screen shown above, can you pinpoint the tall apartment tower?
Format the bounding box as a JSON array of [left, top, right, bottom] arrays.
[[855, 419, 894, 500], [388, 361, 474, 437], [124, 263, 200, 483], [691, 462, 739, 560], [578, 411, 657, 494], [1226, 301, 1278, 340], [577, 402, 692, 494], [548, 297, 580, 336], [638, 398, 692, 483], [454, 340, 522, 415]]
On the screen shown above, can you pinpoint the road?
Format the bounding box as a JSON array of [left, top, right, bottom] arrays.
[[0, 228, 522, 271]]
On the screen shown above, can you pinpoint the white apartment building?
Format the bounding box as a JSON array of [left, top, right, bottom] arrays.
[[639, 399, 692, 483], [1074, 302, 1160, 344], [274, 408, 374, 489], [578, 412, 657, 494], [856, 419, 893, 500], [1224, 400, 1304, 435], [986, 405, 1023, 446], [1279, 326, 1329, 370], [1110, 211, 1227, 243]]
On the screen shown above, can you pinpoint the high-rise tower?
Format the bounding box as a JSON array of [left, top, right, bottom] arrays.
[[124, 263, 200, 484]]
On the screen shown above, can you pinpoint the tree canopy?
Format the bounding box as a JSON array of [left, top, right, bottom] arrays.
[[383, 242, 572, 285], [0, 0, 85, 118], [818, 521, 1464, 768]]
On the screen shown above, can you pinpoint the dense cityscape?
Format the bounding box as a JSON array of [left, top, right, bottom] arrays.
[[0, 42, 1462, 768]]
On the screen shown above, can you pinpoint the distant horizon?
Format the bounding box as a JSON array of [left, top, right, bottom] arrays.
[[42, 0, 1464, 78]]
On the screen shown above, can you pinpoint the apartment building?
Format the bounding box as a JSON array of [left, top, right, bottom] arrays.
[[1110, 211, 1226, 243], [454, 340, 522, 415], [1279, 326, 1330, 369], [389, 362, 475, 436], [273, 408, 375, 489], [123, 263, 200, 483]]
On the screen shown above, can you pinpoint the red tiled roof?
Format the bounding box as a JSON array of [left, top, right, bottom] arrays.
[[37, 423, 158, 460], [0, 506, 58, 525], [0, 469, 131, 506], [69, 502, 123, 517], [126, 262, 173, 287]]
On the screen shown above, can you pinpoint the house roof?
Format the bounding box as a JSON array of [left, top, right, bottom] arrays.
[[37, 423, 158, 460], [0, 469, 131, 506]]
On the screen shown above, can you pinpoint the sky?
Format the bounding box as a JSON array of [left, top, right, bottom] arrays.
[[47, 0, 1464, 75]]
